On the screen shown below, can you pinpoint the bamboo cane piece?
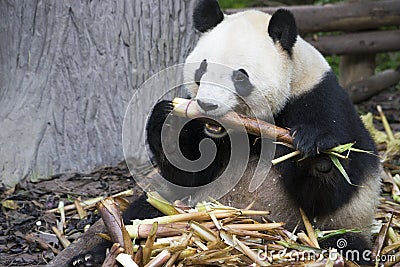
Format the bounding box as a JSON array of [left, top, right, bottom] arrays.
[[172, 98, 293, 144]]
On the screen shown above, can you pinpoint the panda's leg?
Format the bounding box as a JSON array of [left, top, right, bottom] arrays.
[[320, 232, 373, 265]]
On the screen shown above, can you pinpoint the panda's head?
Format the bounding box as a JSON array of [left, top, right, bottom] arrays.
[[184, 0, 299, 137]]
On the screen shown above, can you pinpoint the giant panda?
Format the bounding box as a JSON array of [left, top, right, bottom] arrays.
[[72, 1, 381, 266], [146, 0, 381, 261]]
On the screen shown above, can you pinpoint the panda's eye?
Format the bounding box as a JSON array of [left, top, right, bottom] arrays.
[[194, 59, 207, 86], [238, 69, 248, 78], [232, 68, 254, 97], [233, 69, 249, 82]]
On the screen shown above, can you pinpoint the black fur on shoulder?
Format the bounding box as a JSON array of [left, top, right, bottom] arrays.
[[268, 9, 298, 55], [274, 71, 378, 217], [193, 0, 224, 33]]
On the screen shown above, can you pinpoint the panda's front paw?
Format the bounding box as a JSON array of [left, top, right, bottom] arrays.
[[146, 100, 174, 152], [147, 100, 174, 131], [291, 124, 339, 157]]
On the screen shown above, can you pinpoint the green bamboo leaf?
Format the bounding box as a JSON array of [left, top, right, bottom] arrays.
[[349, 147, 377, 156], [329, 155, 361, 187], [326, 142, 355, 153], [392, 195, 400, 204], [317, 229, 361, 242], [325, 151, 348, 159]]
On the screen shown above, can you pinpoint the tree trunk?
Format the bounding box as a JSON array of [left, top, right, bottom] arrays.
[[0, 0, 197, 187]]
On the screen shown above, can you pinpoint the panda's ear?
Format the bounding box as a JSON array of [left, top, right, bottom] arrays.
[[268, 9, 298, 54], [193, 0, 224, 33]]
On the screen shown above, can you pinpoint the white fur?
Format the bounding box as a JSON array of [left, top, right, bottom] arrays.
[[184, 10, 330, 118], [290, 38, 330, 97], [220, 156, 381, 233], [184, 11, 293, 119]]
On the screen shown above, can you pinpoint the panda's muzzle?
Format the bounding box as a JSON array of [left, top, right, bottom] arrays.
[[197, 99, 218, 111], [196, 99, 227, 138]]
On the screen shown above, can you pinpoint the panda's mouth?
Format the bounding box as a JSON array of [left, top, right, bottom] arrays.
[[205, 122, 227, 138]]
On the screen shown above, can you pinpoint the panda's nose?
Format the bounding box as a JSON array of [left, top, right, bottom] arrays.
[[197, 99, 218, 111]]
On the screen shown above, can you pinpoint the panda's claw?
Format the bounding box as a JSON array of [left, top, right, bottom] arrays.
[[147, 100, 174, 128], [291, 125, 338, 158], [71, 253, 98, 267], [146, 100, 174, 153]]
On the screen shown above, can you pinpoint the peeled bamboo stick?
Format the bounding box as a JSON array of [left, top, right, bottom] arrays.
[[126, 221, 284, 239], [133, 209, 269, 225], [172, 98, 293, 144], [144, 249, 171, 267]]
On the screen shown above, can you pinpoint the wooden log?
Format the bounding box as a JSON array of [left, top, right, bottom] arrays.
[[347, 69, 400, 103], [225, 0, 400, 34], [306, 30, 400, 56], [339, 54, 375, 88]]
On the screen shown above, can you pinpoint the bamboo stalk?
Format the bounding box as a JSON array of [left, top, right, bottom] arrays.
[[189, 221, 218, 242], [58, 201, 66, 229], [144, 249, 171, 267], [46, 189, 133, 213], [172, 98, 293, 144], [233, 236, 268, 266], [116, 253, 139, 267], [221, 226, 280, 240], [377, 105, 395, 142], [164, 251, 180, 267], [143, 222, 158, 265], [299, 208, 320, 248], [133, 209, 269, 225], [222, 222, 284, 231], [134, 246, 143, 267], [74, 199, 87, 219], [52, 226, 71, 249], [97, 198, 134, 255], [126, 223, 186, 239]]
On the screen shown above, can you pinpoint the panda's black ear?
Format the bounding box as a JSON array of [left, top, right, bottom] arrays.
[[193, 0, 224, 33], [268, 9, 298, 54]]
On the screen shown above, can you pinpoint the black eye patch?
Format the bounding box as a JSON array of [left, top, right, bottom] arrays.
[[194, 59, 207, 85], [232, 68, 254, 97]]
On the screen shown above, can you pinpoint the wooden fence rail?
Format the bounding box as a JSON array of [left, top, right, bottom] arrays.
[[306, 30, 400, 56], [225, 0, 400, 34]]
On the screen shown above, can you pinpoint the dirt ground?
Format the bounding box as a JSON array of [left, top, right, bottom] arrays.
[[0, 162, 136, 266], [0, 87, 399, 266]]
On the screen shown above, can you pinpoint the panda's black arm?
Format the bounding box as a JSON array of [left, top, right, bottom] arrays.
[[275, 70, 378, 217], [146, 100, 230, 187], [276, 70, 376, 157]]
